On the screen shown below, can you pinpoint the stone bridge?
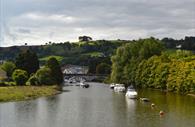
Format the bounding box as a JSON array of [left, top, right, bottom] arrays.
[[64, 74, 108, 81]]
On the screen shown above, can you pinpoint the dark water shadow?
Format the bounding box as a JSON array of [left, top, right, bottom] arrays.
[[61, 89, 71, 92]]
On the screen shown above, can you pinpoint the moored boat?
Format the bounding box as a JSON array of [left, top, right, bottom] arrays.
[[114, 84, 125, 92], [110, 83, 115, 89], [125, 85, 137, 99], [80, 82, 90, 88]]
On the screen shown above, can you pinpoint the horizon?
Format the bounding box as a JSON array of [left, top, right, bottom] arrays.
[[0, 36, 193, 48], [0, 0, 195, 47]]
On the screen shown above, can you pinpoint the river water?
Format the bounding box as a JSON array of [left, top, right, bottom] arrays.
[[0, 82, 195, 127]]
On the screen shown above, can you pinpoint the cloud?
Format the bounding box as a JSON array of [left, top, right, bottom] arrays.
[[17, 28, 31, 34], [0, 0, 195, 46]]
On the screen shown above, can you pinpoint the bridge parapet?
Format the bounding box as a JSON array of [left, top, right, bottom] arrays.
[[64, 74, 108, 81]]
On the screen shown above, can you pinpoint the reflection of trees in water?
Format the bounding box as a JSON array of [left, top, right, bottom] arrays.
[[15, 101, 38, 127], [111, 92, 129, 127], [14, 95, 61, 127], [43, 95, 61, 127]]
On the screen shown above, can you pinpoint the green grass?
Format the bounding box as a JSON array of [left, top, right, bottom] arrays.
[[83, 52, 104, 57], [0, 85, 61, 102], [39, 55, 64, 62]]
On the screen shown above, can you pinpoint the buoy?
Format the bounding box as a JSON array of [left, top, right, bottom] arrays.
[[159, 110, 164, 116], [151, 103, 155, 108]]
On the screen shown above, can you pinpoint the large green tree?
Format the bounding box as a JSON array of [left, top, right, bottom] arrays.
[[1, 61, 16, 79], [96, 63, 111, 74], [46, 57, 63, 85], [111, 38, 164, 85], [15, 50, 39, 75], [36, 67, 55, 85]]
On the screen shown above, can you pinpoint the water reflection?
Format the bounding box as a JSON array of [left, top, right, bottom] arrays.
[[0, 83, 195, 127], [15, 101, 38, 127]]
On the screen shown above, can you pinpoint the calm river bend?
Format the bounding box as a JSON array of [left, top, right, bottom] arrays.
[[0, 82, 195, 127]]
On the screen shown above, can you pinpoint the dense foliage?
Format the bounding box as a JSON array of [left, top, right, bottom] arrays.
[[135, 50, 195, 93], [111, 38, 164, 85], [0, 40, 127, 74], [15, 50, 39, 75], [96, 63, 111, 74], [111, 38, 195, 93], [1, 61, 16, 78], [36, 67, 55, 85], [161, 36, 195, 50], [12, 69, 28, 85], [46, 57, 63, 85], [1, 50, 64, 86], [26, 74, 39, 86]]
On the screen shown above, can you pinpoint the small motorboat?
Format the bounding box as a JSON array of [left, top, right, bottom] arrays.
[[80, 82, 90, 88], [140, 98, 150, 102], [125, 86, 137, 99], [114, 84, 125, 92], [110, 83, 115, 89]]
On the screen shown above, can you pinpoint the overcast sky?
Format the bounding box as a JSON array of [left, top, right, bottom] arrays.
[[0, 0, 195, 47]]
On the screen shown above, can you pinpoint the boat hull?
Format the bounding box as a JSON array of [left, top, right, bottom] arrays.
[[125, 91, 138, 99]]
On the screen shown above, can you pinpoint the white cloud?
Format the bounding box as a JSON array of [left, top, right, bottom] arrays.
[[0, 0, 194, 46]]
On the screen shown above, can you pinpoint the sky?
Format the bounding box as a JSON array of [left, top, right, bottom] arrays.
[[0, 0, 195, 47]]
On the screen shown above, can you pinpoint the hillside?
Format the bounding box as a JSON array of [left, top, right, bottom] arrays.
[[1, 37, 194, 67], [0, 40, 128, 74]]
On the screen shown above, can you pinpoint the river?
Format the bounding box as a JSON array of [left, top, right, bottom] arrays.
[[0, 82, 195, 127]]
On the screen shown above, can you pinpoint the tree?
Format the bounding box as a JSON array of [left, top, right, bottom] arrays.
[[12, 69, 28, 85], [26, 74, 39, 86], [79, 36, 92, 42], [36, 67, 55, 85], [1, 61, 16, 79], [96, 63, 111, 74], [46, 57, 63, 85], [15, 50, 39, 75], [111, 38, 164, 85]]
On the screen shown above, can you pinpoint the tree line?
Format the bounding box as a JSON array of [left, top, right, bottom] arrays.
[[110, 38, 195, 94], [1, 50, 63, 86]]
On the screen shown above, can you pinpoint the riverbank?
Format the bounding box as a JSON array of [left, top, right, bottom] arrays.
[[0, 85, 61, 102]]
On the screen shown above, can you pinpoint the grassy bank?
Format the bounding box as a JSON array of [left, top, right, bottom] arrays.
[[0, 85, 61, 102]]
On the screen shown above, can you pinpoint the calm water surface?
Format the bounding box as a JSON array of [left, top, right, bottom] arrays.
[[0, 82, 195, 127]]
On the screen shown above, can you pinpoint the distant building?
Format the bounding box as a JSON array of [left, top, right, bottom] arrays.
[[62, 65, 89, 74]]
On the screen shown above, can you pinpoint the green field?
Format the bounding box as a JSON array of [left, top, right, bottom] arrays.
[[39, 55, 64, 62], [82, 52, 104, 57]]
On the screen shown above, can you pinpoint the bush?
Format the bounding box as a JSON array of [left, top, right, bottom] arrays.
[[12, 69, 28, 85], [36, 67, 55, 85], [1, 61, 16, 79], [0, 81, 6, 86], [26, 75, 39, 86]]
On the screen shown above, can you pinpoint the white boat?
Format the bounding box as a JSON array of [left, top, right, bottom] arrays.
[[80, 82, 90, 88], [114, 84, 125, 92], [125, 86, 137, 99], [110, 83, 115, 89]]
